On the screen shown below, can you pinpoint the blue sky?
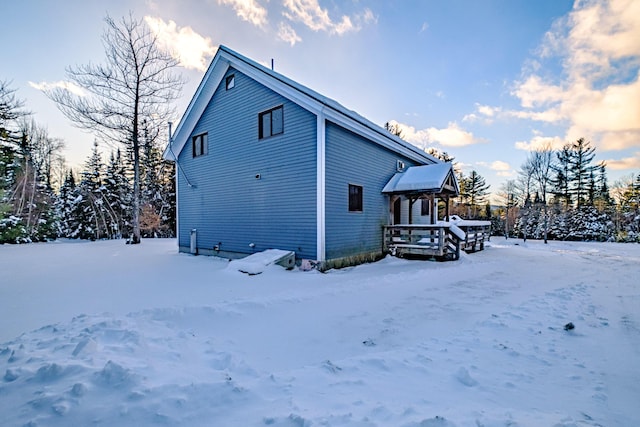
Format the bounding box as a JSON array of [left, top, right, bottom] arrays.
[[2, 0, 639, 195]]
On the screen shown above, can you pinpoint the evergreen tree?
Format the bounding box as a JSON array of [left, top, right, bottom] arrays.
[[55, 169, 77, 237], [552, 145, 572, 208], [104, 149, 132, 238], [567, 138, 596, 209], [75, 142, 113, 240], [384, 121, 404, 138], [463, 170, 490, 219]]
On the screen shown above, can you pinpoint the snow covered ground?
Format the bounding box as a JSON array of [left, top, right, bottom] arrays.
[[1, 239, 639, 426]]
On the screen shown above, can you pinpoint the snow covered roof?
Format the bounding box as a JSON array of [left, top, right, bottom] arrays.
[[382, 163, 459, 195], [163, 45, 437, 165]]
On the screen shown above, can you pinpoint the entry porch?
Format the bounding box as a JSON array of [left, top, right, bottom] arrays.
[[381, 163, 490, 260]]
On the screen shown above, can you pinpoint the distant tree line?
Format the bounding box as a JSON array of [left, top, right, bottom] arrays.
[[495, 139, 639, 243], [389, 128, 639, 243], [0, 80, 176, 244], [1, 14, 181, 244]]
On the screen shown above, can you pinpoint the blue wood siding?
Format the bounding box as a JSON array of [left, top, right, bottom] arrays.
[[176, 68, 317, 259], [324, 122, 420, 260]]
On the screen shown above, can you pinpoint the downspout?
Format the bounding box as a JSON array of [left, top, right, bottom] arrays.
[[316, 109, 326, 263], [167, 122, 196, 189]]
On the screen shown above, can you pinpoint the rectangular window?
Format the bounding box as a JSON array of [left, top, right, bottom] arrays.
[[192, 133, 208, 157], [421, 198, 430, 216], [348, 184, 363, 212], [225, 74, 235, 90], [259, 105, 284, 139]]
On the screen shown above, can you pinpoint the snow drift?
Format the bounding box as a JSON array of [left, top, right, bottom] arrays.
[[1, 239, 639, 426]]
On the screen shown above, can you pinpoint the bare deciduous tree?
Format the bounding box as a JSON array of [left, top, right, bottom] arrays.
[[526, 144, 554, 243], [497, 179, 518, 239], [46, 13, 183, 244]]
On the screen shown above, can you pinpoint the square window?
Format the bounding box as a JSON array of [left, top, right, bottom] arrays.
[[225, 74, 235, 90], [348, 184, 363, 212], [259, 105, 284, 139], [192, 133, 208, 157]]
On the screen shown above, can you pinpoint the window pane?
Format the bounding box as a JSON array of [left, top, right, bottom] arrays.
[[261, 112, 271, 139], [193, 136, 200, 157], [421, 198, 429, 216], [226, 75, 235, 90], [192, 134, 207, 157], [271, 106, 283, 135], [201, 134, 208, 155], [349, 184, 363, 212]]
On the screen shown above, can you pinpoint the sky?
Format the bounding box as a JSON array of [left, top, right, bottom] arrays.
[[2, 0, 639, 196]]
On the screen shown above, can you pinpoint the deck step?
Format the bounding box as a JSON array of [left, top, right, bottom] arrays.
[[228, 249, 295, 275]]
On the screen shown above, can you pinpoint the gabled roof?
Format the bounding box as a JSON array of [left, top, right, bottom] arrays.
[[382, 163, 459, 195], [163, 45, 438, 165]]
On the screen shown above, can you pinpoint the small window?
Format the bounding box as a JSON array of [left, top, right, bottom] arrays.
[[421, 198, 431, 216], [259, 105, 284, 139], [192, 133, 208, 157], [348, 184, 363, 212], [225, 74, 235, 90]]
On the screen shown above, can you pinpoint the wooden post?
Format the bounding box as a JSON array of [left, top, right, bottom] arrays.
[[408, 197, 415, 225], [445, 195, 450, 221], [430, 194, 436, 225], [390, 195, 398, 225]]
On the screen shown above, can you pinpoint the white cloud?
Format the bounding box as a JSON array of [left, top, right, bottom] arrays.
[[604, 152, 640, 170], [477, 104, 499, 117], [389, 120, 482, 149], [144, 17, 216, 72], [490, 160, 511, 172], [477, 160, 514, 177], [218, 0, 268, 27], [462, 113, 479, 123], [490, 160, 514, 177], [463, 104, 501, 124], [278, 22, 302, 46], [419, 22, 429, 33], [514, 133, 565, 151], [361, 8, 377, 26], [508, 0, 640, 152], [29, 80, 86, 97], [597, 130, 640, 151], [283, 0, 374, 35]]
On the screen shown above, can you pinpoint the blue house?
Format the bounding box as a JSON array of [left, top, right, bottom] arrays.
[[164, 46, 457, 270]]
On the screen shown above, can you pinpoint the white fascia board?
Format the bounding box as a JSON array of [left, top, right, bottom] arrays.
[[162, 54, 230, 161]]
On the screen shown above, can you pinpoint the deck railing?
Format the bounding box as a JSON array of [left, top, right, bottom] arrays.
[[456, 222, 491, 252], [383, 221, 491, 261], [383, 224, 461, 261]]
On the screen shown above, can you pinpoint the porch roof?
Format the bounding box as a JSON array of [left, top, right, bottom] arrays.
[[382, 163, 459, 196]]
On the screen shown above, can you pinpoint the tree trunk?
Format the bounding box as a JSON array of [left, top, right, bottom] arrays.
[[131, 95, 141, 244], [131, 145, 141, 243]]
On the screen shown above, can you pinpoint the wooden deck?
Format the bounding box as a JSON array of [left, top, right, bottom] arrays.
[[383, 222, 491, 261]]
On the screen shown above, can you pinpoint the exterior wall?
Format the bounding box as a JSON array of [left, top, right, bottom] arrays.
[[175, 68, 317, 259], [324, 122, 420, 262], [398, 198, 436, 225]]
